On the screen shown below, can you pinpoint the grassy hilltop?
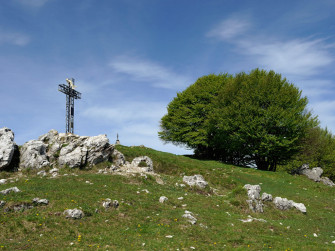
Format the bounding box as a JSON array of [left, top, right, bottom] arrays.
[[0, 145, 334, 250]]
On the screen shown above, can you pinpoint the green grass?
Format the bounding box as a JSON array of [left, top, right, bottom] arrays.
[[0, 145, 334, 250]]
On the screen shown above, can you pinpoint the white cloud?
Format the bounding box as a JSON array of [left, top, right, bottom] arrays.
[[240, 38, 333, 77], [0, 31, 30, 46], [207, 17, 250, 40], [109, 56, 191, 90]]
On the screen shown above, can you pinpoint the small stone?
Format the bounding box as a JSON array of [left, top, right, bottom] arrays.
[[63, 208, 84, 219], [159, 196, 168, 203], [182, 210, 197, 224], [0, 186, 21, 195], [0, 201, 6, 208], [183, 175, 208, 189], [32, 198, 49, 205], [0, 179, 7, 185], [178, 197, 184, 200], [165, 235, 173, 238]]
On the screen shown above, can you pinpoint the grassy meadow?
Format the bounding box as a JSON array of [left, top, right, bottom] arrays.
[[0, 145, 334, 250]]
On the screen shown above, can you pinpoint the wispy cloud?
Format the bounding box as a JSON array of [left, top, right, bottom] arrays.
[[0, 31, 30, 46], [109, 56, 191, 90], [239, 38, 333, 77], [207, 16, 251, 40], [207, 15, 334, 79]]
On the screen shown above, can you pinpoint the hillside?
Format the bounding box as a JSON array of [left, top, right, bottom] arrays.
[[0, 145, 334, 250]]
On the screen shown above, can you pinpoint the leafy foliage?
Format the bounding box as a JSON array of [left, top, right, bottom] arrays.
[[159, 69, 317, 171]]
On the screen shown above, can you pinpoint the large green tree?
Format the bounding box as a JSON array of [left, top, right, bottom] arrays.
[[158, 73, 231, 157], [159, 69, 317, 171]]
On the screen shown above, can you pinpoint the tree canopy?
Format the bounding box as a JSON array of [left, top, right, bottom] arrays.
[[159, 69, 318, 171]]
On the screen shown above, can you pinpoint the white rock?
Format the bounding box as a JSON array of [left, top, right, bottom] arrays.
[[63, 208, 84, 219], [20, 140, 49, 169], [182, 210, 197, 224], [0, 179, 7, 185], [178, 197, 184, 200], [165, 235, 173, 238], [292, 202, 307, 214], [159, 196, 168, 203], [0, 127, 16, 170], [183, 175, 208, 189], [32, 198, 49, 205], [273, 197, 293, 210], [261, 192, 273, 202], [0, 186, 21, 195]]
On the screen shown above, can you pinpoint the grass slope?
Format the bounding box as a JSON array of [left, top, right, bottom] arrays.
[[0, 145, 334, 250]]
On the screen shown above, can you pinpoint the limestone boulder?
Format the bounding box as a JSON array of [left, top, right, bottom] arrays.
[[298, 164, 323, 182], [112, 149, 126, 166], [183, 174, 208, 189], [243, 184, 263, 213], [20, 140, 49, 169], [84, 135, 114, 165], [0, 127, 16, 170], [0, 187, 21, 195], [261, 192, 273, 202], [64, 208, 84, 219], [58, 144, 87, 168]]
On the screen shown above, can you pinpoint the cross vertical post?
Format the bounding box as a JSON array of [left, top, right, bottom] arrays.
[[58, 78, 82, 134]]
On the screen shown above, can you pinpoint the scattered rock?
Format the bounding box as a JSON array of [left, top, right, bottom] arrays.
[[243, 184, 263, 213], [273, 197, 293, 210], [0, 201, 5, 208], [261, 192, 273, 202], [182, 210, 197, 224], [102, 198, 112, 209], [183, 174, 208, 189], [298, 164, 334, 186], [32, 198, 49, 205], [20, 140, 49, 169], [292, 202, 307, 214], [63, 208, 84, 219], [320, 177, 335, 187], [165, 235, 173, 238], [0, 127, 17, 171], [240, 215, 267, 223], [0, 179, 7, 185], [37, 170, 47, 177], [131, 156, 154, 172], [0, 186, 21, 195], [159, 196, 168, 203], [273, 197, 306, 214]]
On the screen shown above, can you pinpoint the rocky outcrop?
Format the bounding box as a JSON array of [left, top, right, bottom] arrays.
[[243, 184, 264, 213], [298, 164, 323, 182], [273, 197, 306, 214], [18, 130, 115, 169], [20, 140, 49, 169], [183, 175, 208, 189], [298, 164, 334, 187], [0, 127, 17, 170]]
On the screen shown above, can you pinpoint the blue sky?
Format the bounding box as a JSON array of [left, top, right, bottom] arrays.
[[1, 0, 335, 155]]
